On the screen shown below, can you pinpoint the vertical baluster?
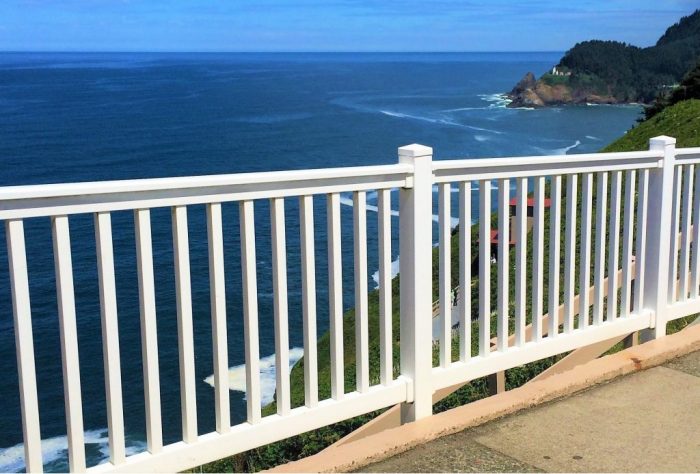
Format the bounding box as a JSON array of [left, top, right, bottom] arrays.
[[271, 198, 291, 414], [354, 191, 370, 392], [378, 189, 393, 384], [564, 174, 578, 333], [679, 165, 694, 300], [439, 183, 452, 366], [458, 182, 472, 361], [691, 167, 700, 299], [300, 195, 319, 407], [94, 212, 126, 464], [171, 206, 198, 442], [206, 203, 230, 432], [592, 173, 608, 325], [514, 178, 527, 347], [6, 219, 43, 473], [620, 171, 636, 318], [134, 209, 163, 453], [532, 177, 545, 341], [669, 166, 682, 302], [240, 201, 261, 423], [479, 180, 491, 356], [51, 216, 86, 472], [497, 179, 510, 351], [579, 174, 593, 328], [607, 171, 622, 320], [634, 170, 649, 313], [327, 193, 344, 400], [548, 176, 562, 337]]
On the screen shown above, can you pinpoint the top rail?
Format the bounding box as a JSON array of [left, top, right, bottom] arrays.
[[432, 150, 662, 182], [674, 146, 700, 163], [0, 164, 412, 219]]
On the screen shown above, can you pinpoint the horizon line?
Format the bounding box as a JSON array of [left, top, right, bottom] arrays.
[[0, 50, 566, 54]]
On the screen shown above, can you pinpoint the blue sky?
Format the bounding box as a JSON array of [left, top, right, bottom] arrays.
[[0, 0, 697, 52]]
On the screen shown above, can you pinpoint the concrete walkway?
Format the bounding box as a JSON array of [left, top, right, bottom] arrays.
[[362, 350, 700, 473]]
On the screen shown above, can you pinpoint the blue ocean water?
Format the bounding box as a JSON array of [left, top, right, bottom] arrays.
[[0, 52, 642, 472]]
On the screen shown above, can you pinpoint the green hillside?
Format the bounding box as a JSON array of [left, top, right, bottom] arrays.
[[604, 99, 700, 151]]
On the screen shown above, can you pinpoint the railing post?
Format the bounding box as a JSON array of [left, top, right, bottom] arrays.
[[642, 136, 676, 340], [398, 144, 433, 423]]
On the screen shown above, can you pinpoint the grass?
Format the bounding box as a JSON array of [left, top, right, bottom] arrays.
[[196, 99, 700, 472]]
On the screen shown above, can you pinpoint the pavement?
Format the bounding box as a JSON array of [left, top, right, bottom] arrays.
[[361, 350, 700, 473]]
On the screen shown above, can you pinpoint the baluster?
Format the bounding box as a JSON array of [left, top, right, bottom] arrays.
[[592, 173, 608, 325], [548, 176, 562, 337], [532, 177, 545, 341], [439, 183, 452, 366], [679, 165, 694, 300], [271, 197, 291, 414], [514, 178, 527, 346], [51, 216, 86, 472], [607, 171, 622, 320], [579, 174, 593, 328], [94, 212, 126, 464], [172, 206, 198, 442], [497, 179, 510, 351], [354, 191, 370, 391], [669, 166, 682, 302], [6, 219, 43, 473], [207, 203, 230, 432], [564, 174, 578, 333], [634, 170, 649, 312], [300, 195, 319, 407], [327, 193, 344, 400], [134, 209, 163, 453], [620, 171, 636, 317], [378, 189, 393, 384], [458, 182, 472, 361], [691, 167, 700, 299], [240, 201, 261, 423], [479, 180, 491, 356]]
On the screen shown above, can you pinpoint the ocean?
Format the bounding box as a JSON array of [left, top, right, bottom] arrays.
[[0, 52, 642, 472]]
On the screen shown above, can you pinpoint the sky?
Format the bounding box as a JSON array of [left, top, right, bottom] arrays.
[[0, 0, 698, 52]]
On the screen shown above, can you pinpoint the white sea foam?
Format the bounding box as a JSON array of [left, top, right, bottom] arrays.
[[474, 135, 489, 142], [204, 348, 305, 406], [585, 135, 601, 141], [477, 93, 512, 109], [338, 194, 457, 227], [379, 110, 504, 135], [0, 429, 146, 473], [371, 256, 401, 288]]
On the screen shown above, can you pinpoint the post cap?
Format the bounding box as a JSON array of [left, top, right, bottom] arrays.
[[649, 135, 676, 147], [398, 143, 433, 158]]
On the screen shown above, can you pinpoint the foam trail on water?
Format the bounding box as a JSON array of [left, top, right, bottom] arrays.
[[204, 347, 305, 406], [371, 256, 401, 288], [0, 429, 146, 473], [339, 195, 458, 227]]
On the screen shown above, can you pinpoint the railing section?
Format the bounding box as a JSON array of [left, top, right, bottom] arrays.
[[3, 137, 700, 472]]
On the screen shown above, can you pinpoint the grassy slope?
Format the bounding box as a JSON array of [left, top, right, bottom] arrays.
[[603, 99, 700, 151], [199, 99, 700, 472]]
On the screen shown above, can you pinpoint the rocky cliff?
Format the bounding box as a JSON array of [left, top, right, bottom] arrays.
[[507, 72, 619, 108]]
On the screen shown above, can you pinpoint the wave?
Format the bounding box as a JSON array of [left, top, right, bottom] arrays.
[[533, 140, 581, 156], [204, 348, 305, 406], [474, 135, 490, 142], [0, 429, 146, 473], [585, 135, 601, 141], [477, 93, 512, 109], [379, 110, 504, 135], [338, 194, 458, 227]]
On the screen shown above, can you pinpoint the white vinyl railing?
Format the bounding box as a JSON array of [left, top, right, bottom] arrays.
[[2, 136, 700, 473]]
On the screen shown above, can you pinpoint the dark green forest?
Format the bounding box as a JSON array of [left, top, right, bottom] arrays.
[[553, 9, 700, 103]]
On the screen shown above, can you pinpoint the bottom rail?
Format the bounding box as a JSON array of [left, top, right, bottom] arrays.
[[90, 380, 409, 473], [431, 311, 653, 391]]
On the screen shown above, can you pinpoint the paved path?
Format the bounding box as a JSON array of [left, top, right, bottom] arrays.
[[362, 350, 700, 473]]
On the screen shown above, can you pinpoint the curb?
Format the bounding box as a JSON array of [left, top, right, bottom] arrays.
[[268, 323, 700, 473]]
